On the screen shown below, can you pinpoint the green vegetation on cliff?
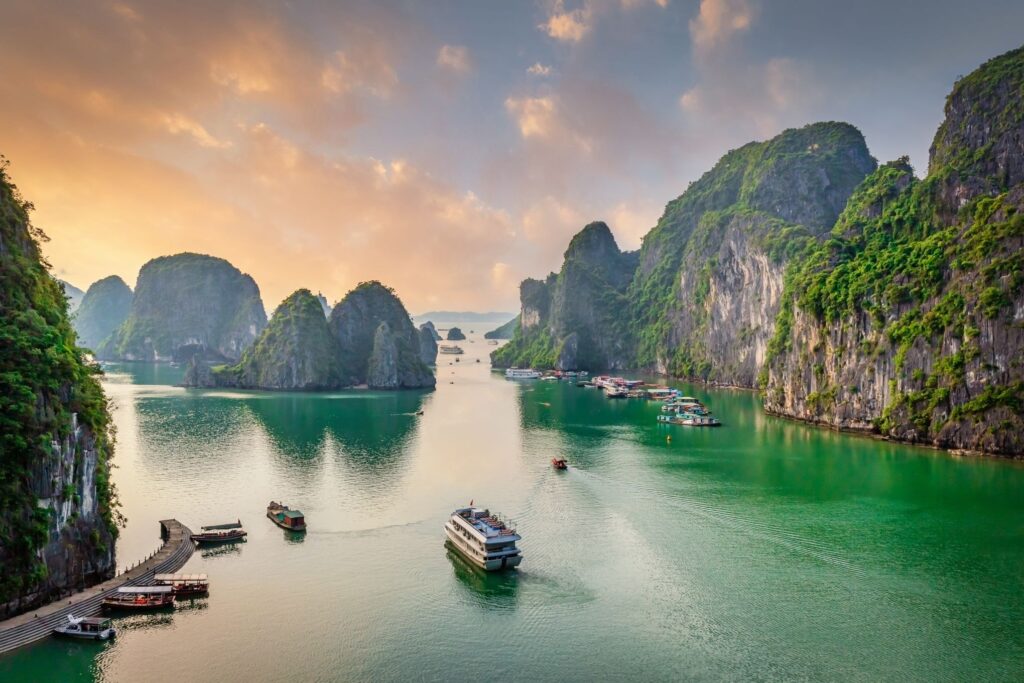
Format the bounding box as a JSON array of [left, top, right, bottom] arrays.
[[205, 289, 344, 390], [101, 252, 266, 362], [0, 159, 118, 604]]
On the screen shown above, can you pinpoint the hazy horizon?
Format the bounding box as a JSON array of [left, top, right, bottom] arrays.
[[3, 0, 1022, 311]]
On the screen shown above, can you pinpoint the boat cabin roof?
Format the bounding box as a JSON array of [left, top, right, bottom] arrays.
[[155, 573, 208, 583], [117, 585, 173, 594], [453, 507, 518, 539], [280, 509, 304, 518]]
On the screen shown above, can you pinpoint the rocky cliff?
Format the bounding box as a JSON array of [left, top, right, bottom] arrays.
[[188, 289, 344, 390], [764, 46, 1024, 455], [632, 122, 876, 383], [0, 161, 117, 616], [100, 253, 267, 362], [418, 322, 438, 365], [73, 275, 133, 351], [484, 315, 519, 340], [57, 280, 84, 312], [329, 281, 435, 388], [446, 326, 466, 341], [492, 222, 638, 370]]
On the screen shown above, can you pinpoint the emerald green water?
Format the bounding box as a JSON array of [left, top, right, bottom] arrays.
[[2, 330, 1023, 682]]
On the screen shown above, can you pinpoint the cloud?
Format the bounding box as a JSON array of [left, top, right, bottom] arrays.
[[527, 62, 552, 77], [161, 113, 231, 148], [321, 48, 399, 97], [689, 0, 755, 57], [436, 44, 471, 74], [540, 2, 592, 42], [505, 96, 558, 139]]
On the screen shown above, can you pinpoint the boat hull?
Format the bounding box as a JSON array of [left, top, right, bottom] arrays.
[[444, 524, 522, 571], [267, 511, 307, 531], [192, 530, 247, 545], [53, 628, 115, 640]]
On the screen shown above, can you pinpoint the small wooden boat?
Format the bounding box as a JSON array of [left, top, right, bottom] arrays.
[[101, 586, 175, 611], [53, 615, 116, 640], [551, 458, 568, 470], [154, 573, 209, 597], [267, 501, 307, 531], [192, 520, 247, 545]]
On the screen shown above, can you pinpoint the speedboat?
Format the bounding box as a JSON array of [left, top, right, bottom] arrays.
[[551, 458, 568, 470], [53, 615, 116, 640]]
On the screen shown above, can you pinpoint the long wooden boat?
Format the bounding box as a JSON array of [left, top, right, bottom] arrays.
[[101, 586, 175, 611], [154, 573, 209, 597], [193, 520, 247, 544], [267, 501, 307, 531]]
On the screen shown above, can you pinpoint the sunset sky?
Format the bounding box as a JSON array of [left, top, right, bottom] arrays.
[[2, 0, 1022, 312]]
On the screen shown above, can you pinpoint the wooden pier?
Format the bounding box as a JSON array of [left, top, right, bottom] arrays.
[[0, 519, 193, 655]]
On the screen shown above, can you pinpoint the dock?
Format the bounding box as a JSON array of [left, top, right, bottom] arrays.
[[0, 519, 193, 655]]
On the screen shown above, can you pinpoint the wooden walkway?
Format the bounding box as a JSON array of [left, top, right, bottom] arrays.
[[0, 519, 193, 655]]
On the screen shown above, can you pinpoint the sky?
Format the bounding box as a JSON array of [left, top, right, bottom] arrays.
[[1, 0, 1022, 313]]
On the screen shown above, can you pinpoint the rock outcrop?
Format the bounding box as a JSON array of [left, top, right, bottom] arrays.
[[492, 221, 639, 370], [329, 281, 435, 388], [484, 315, 519, 340], [99, 253, 267, 362], [0, 162, 117, 616], [418, 322, 438, 365], [57, 280, 85, 312], [764, 46, 1024, 455], [187, 289, 344, 390], [73, 275, 133, 350], [446, 326, 466, 341], [316, 292, 332, 317], [368, 322, 400, 388]]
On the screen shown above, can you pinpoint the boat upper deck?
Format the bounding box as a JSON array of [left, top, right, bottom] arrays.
[[452, 507, 519, 541]]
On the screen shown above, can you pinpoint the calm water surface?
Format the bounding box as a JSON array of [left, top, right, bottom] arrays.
[[3, 326, 1023, 682]]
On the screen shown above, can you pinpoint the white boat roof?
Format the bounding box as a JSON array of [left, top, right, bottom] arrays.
[[452, 507, 520, 540], [117, 585, 173, 594], [155, 573, 208, 582]]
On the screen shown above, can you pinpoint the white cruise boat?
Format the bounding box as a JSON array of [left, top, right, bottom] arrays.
[[439, 344, 464, 355], [444, 506, 523, 571], [505, 367, 541, 379]]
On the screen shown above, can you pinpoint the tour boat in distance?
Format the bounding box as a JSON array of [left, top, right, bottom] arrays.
[[192, 520, 247, 545], [444, 506, 523, 571], [551, 457, 568, 470], [101, 586, 176, 611], [267, 501, 307, 531], [505, 368, 542, 379], [53, 615, 116, 640], [439, 344, 464, 355], [657, 412, 721, 427]]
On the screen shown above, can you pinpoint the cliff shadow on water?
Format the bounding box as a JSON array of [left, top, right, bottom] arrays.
[[242, 389, 430, 481]]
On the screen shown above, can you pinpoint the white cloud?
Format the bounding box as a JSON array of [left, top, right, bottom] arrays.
[[527, 62, 552, 77], [689, 0, 755, 57], [540, 2, 592, 43], [161, 113, 230, 148], [321, 49, 398, 97], [437, 44, 471, 74], [505, 96, 557, 139]]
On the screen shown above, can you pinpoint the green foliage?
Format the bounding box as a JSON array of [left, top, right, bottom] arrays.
[[0, 158, 120, 603]]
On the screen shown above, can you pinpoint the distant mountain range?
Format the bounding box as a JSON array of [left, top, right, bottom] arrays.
[[412, 311, 515, 324]]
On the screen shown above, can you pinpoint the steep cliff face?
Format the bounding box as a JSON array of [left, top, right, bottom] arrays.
[[100, 253, 266, 362], [73, 275, 133, 351], [0, 162, 117, 616], [446, 327, 466, 341], [418, 323, 438, 365], [492, 222, 638, 370], [634, 122, 876, 382], [484, 315, 518, 340], [57, 280, 85, 312], [188, 289, 344, 390], [329, 281, 435, 388], [764, 46, 1024, 455]]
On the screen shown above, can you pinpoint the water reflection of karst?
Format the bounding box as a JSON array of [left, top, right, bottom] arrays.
[[446, 542, 520, 610], [324, 391, 429, 482]]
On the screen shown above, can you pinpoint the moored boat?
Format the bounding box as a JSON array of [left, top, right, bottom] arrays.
[[101, 586, 175, 611], [505, 367, 542, 379], [444, 506, 522, 571], [657, 412, 721, 427], [53, 615, 116, 640], [155, 573, 209, 597], [192, 520, 247, 545], [267, 501, 307, 531]]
